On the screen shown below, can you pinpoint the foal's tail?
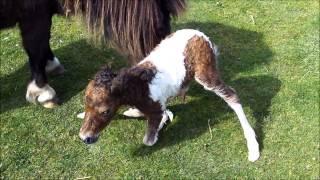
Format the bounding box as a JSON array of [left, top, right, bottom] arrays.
[[61, 0, 186, 63]]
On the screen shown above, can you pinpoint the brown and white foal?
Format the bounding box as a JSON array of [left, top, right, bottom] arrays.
[[79, 29, 260, 162]]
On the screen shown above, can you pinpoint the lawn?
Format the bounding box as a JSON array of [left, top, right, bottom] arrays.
[[0, 0, 319, 178]]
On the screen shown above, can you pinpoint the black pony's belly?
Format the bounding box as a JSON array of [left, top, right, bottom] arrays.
[[0, 0, 62, 30], [0, 15, 18, 29], [0, 0, 18, 29]]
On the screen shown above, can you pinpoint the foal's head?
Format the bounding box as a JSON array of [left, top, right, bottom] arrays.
[[79, 65, 156, 144], [79, 68, 120, 144]]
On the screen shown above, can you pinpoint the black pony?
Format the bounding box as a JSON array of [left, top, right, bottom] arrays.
[[0, 0, 186, 108]]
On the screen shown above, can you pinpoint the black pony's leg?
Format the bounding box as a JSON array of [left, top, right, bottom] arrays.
[[19, 15, 59, 108], [45, 47, 65, 75]]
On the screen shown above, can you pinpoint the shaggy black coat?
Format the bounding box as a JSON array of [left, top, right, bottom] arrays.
[[0, 0, 186, 106], [1, 0, 62, 87]]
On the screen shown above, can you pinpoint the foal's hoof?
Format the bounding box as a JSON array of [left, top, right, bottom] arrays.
[[248, 140, 260, 162], [248, 151, 260, 162], [26, 81, 59, 108], [143, 133, 158, 146]]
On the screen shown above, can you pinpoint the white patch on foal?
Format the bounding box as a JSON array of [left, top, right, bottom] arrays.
[[123, 108, 144, 118], [158, 110, 174, 131], [165, 109, 174, 122], [139, 29, 212, 109], [77, 112, 86, 119], [26, 80, 56, 104], [229, 103, 260, 162]]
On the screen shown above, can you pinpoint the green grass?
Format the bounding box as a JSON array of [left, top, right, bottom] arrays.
[[1, 0, 319, 178]]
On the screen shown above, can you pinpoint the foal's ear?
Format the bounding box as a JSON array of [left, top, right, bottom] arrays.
[[102, 66, 117, 78], [130, 67, 155, 82], [94, 66, 117, 87]]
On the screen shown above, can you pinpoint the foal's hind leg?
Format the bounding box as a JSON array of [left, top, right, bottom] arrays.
[[195, 71, 260, 162], [19, 15, 59, 108]]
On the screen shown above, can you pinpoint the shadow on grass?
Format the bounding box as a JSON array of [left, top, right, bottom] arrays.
[[132, 22, 281, 156], [133, 75, 281, 156], [0, 39, 127, 113]]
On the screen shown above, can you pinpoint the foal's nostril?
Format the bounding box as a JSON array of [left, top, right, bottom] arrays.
[[83, 136, 98, 144]]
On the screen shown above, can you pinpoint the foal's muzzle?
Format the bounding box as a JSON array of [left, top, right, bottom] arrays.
[[82, 136, 98, 144], [79, 131, 99, 144]]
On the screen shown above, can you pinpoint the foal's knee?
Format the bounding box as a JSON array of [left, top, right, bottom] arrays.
[[213, 85, 240, 104]]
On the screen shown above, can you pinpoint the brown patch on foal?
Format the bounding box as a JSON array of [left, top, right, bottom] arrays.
[[80, 81, 117, 137], [183, 36, 219, 85], [183, 36, 239, 103], [80, 68, 121, 139]]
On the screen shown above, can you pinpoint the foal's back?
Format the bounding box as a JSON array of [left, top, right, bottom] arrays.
[[138, 29, 216, 106]]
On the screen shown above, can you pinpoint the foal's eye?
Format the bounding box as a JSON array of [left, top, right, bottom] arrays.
[[102, 109, 111, 116]]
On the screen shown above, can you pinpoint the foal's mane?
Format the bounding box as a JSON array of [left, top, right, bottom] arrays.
[[109, 66, 156, 98]]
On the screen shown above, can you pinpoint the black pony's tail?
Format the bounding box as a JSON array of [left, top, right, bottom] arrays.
[[62, 0, 186, 64]]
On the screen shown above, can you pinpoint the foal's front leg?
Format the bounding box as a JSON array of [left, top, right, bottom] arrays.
[[143, 111, 169, 146]]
